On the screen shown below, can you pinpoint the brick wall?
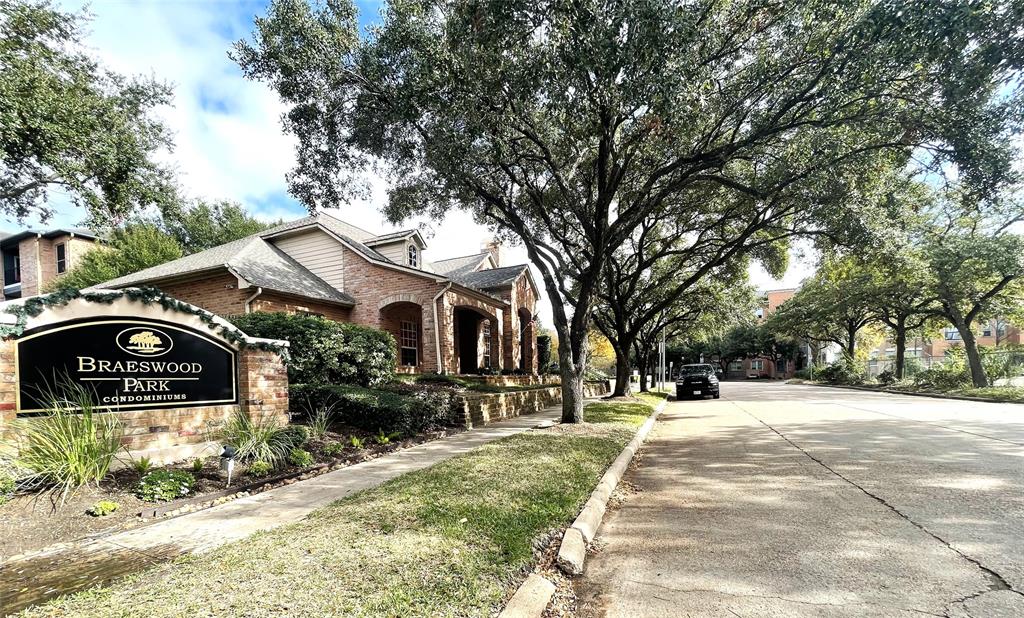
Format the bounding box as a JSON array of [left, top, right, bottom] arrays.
[[156, 272, 251, 316], [17, 237, 40, 296], [251, 294, 352, 322]]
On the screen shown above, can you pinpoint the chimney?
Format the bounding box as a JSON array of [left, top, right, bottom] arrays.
[[482, 238, 501, 267]]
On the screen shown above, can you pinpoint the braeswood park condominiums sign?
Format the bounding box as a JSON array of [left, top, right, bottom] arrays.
[[16, 318, 238, 415]]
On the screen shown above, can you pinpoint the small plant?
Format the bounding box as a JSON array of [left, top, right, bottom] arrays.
[[248, 460, 273, 477], [323, 442, 345, 457], [303, 398, 337, 439], [191, 457, 205, 474], [348, 435, 365, 449], [373, 430, 402, 445], [131, 456, 155, 476], [87, 500, 119, 517], [0, 468, 15, 506], [7, 380, 124, 504], [281, 424, 310, 448], [288, 448, 314, 467], [135, 470, 195, 502]]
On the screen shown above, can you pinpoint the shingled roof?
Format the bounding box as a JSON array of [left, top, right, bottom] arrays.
[[451, 264, 530, 290], [431, 252, 492, 277], [96, 212, 531, 306], [98, 235, 355, 305]]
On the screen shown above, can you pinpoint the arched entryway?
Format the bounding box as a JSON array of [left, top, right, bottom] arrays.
[[453, 306, 500, 374], [518, 307, 535, 372], [380, 301, 424, 373]]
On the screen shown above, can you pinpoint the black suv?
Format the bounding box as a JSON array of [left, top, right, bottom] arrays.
[[675, 364, 721, 400]]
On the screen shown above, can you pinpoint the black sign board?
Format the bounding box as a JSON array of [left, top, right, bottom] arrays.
[[16, 318, 238, 415]]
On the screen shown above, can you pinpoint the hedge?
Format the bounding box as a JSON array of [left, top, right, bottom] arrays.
[[230, 312, 396, 387], [290, 383, 461, 436]]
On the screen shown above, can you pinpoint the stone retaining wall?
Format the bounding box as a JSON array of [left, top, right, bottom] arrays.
[[458, 374, 561, 387], [457, 381, 610, 427]]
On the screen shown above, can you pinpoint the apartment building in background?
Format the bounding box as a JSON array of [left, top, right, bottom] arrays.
[[725, 288, 804, 380], [0, 228, 101, 300]]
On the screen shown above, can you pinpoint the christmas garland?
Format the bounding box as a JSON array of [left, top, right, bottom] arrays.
[[0, 287, 288, 356]]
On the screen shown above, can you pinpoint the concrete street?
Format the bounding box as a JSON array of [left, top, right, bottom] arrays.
[[578, 382, 1024, 617]]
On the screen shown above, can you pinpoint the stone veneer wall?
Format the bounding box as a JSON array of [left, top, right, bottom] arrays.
[[457, 381, 610, 428], [458, 374, 561, 387]]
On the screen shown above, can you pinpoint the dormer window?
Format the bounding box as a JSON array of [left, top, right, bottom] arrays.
[[408, 244, 418, 268]]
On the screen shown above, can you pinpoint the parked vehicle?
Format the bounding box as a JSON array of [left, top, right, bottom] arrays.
[[675, 364, 721, 400]]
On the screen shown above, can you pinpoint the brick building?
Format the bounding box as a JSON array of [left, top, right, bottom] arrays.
[[97, 213, 540, 375], [0, 227, 100, 300], [723, 288, 801, 379]]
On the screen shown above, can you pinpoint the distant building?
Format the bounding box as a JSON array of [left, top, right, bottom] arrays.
[[0, 228, 101, 300], [727, 288, 803, 379]]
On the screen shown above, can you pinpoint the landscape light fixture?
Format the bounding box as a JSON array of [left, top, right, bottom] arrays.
[[220, 445, 238, 486]]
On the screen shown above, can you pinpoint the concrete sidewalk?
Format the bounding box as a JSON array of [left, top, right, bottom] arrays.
[[1, 406, 561, 615]]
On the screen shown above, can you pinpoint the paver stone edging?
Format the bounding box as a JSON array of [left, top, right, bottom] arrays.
[[798, 382, 1023, 404]]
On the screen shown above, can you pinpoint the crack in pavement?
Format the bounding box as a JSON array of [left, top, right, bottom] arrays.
[[628, 579, 947, 616], [728, 400, 1024, 611]]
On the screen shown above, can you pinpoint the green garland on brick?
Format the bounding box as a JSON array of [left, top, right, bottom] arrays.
[[0, 287, 288, 357]]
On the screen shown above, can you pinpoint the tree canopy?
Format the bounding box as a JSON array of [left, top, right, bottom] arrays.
[[48, 224, 183, 292], [236, 0, 1024, 421], [159, 199, 274, 254], [0, 0, 175, 225]]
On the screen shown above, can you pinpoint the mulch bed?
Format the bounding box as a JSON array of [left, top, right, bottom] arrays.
[[0, 422, 462, 562]]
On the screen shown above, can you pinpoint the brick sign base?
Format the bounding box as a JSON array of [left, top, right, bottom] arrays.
[[0, 292, 289, 459]]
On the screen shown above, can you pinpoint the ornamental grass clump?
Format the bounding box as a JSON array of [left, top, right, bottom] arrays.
[[7, 381, 123, 505], [217, 410, 298, 467]]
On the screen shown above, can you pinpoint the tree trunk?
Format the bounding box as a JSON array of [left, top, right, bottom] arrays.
[[555, 329, 585, 423], [611, 342, 633, 397], [893, 320, 907, 380], [637, 354, 650, 392], [845, 322, 857, 360], [956, 322, 989, 387]]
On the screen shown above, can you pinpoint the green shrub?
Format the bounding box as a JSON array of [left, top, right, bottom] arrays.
[[913, 367, 971, 390], [215, 410, 296, 466], [537, 334, 553, 373], [280, 424, 310, 448], [288, 448, 314, 467], [816, 360, 865, 385], [87, 500, 119, 516], [0, 468, 15, 505], [135, 470, 195, 502], [876, 369, 897, 386], [373, 430, 402, 445], [191, 458, 205, 474], [6, 382, 123, 503], [229, 313, 396, 386], [290, 383, 459, 437], [793, 368, 813, 380], [248, 460, 273, 477], [323, 442, 346, 457], [349, 435, 365, 449]]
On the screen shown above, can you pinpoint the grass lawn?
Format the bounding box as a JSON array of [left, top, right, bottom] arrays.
[[20, 398, 658, 618]]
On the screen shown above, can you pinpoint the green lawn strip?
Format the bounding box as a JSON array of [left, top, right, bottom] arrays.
[[21, 400, 654, 618]]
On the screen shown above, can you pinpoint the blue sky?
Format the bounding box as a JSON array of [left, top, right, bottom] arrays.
[[20, 0, 808, 326]]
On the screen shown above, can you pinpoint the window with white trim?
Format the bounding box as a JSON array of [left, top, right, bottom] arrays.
[[750, 359, 764, 371], [400, 320, 418, 366], [728, 360, 743, 371], [482, 320, 492, 368], [408, 244, 418, 268]]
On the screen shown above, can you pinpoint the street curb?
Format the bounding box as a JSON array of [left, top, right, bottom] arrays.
[[498, 573, 557, 618], [798, 382, 1023, 405], [556, 396, 669, 576]]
